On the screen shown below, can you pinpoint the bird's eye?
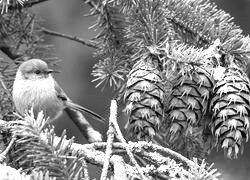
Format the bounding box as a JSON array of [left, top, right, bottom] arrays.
[[34, 70, 41, 74]]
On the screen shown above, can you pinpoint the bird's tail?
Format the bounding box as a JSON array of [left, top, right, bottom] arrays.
[[65, 101, 106, 123]]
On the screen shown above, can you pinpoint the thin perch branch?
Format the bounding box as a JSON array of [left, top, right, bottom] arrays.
[[100, 100, 116, 180], [91, 142, 195, 167], [110, 100, 148, 180], [108, 100, 148, 180], [42, 28, 98, 49]]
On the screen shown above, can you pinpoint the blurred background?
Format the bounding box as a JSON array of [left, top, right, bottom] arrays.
[[30, 0, 250, 179]]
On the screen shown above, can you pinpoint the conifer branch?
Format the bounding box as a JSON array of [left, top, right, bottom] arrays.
[[2, 108, 219, 179], [42, 28, 98, 49], [0, 10, 56, 62], [8, 0, 51, 10], [110, 100, 148, 179], [90, 142, 195, 167]]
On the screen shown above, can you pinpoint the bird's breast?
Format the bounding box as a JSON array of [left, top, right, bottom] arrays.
[[13, 76, 63, 121]]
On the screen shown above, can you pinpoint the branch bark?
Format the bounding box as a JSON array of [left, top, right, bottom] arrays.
[[91, 142, 195, 167], [42, 28, 98, 49], [109, 100, 148, 180]]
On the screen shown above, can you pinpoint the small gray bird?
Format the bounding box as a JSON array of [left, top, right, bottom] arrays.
[[12, 59, 105, 123]]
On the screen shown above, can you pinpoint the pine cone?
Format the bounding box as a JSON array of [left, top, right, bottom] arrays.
[[210, 66, 250, 158], [124, 58, 164, 140], [167, 67, 213, 142]]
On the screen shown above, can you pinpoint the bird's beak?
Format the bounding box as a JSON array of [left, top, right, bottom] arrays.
[[46, 69, 60, 74]]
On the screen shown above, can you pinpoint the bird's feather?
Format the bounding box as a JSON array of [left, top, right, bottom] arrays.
[[54, 80, 106, 123], [65, 101, 106, 123]]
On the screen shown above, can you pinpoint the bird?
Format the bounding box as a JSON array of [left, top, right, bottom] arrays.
[[12, 58, 105, 123]]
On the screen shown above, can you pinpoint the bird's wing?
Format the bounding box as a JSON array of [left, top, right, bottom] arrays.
[[54, 80, 69, 101], [54, 80, 106, 123]]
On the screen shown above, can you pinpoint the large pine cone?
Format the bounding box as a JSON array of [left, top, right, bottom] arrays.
[[167, 66, 213, 142], [124, 58, 164, 140], [210, 66, 250, 158]]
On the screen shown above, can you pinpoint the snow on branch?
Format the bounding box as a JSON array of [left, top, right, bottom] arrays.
[[0, 100, 221, 179]]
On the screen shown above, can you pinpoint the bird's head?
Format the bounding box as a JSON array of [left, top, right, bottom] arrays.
[[17, 59, 56, 80]]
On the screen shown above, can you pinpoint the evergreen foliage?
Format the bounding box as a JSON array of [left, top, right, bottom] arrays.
[[0, 0, 250, 179], [91, 0, 250, 159], [11, 111, 86, 179], [1, 104, 221, 180]]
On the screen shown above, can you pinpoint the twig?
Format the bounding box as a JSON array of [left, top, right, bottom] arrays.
[[15, 15, 36, 51], [110, 100, 148, 180], [150, 143, 195, 166], [100, 100, 116, 180], [41, 133, 191, 179], [53, 137, 138, 178], [0, 136, 16, 163], [91, 142, 195, 167], [42, 28, 98, 49], [84, 0, 100, 13], [0, 22, 27, 61], [8, 0, 51, 10], [2, 117, 197, 178]]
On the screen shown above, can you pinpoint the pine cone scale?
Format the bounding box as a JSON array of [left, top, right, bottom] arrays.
[[211, 67, 250, 158]]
